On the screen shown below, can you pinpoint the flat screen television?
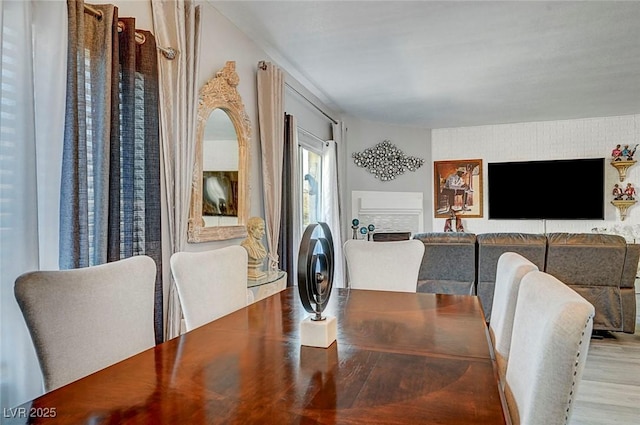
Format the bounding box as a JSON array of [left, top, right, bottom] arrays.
[[488, 158, 605, 220]]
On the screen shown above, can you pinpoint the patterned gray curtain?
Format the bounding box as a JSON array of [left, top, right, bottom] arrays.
[[61, 0, 163, 343], [60, 0, 115, 267]]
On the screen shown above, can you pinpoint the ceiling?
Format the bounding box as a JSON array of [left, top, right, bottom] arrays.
[[211, 1, 640, 129]]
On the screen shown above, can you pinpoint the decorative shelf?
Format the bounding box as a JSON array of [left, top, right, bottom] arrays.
[[611, 199, 637, 221], [611, 160, 637, 182]]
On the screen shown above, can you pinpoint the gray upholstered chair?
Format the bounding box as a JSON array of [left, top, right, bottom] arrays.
[[488, 252, 538, 383], [343, 239, 424, 292], [170, 245, 249, 332], [505, 271, 594, 425], [14, 255, 157, 392], [476, 233, 547, 320], [413, 232, 477, 295]]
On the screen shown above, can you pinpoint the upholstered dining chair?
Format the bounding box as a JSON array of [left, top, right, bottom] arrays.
[[170, 245, 249, 332], [489, 252, 538, 383], [14, 255, 157, 392], [505, 271, 594, 425], [343, 239, 425, 292]]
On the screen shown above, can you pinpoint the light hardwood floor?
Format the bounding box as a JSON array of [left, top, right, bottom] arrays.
[[570, 294, 640, 425]]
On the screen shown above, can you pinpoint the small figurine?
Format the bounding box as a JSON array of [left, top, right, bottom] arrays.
[[625, 183, 636, 201], [359, 226, 368, 239], [455, 215, 465, 232], [444, 211, 460, 232], [628, 144, 639, 161], [612, 144, 622, 161], [613, 184, 624, 200], [367, 224, 375, 241], [622, 145, 631, 159], [351, 218, 360, 239]]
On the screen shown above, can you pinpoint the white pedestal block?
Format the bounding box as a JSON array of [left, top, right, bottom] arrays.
[[300, 315, 337, 348]]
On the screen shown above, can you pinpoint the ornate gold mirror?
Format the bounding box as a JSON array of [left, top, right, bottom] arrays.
[[188, 61, 251, 242]]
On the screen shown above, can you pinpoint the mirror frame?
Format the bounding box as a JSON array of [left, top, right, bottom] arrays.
[[188, 61, 251, 242]]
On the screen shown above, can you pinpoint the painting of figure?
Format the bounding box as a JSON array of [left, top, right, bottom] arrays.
[[203, 171, 238, 217], [434, 159, 483, 218]]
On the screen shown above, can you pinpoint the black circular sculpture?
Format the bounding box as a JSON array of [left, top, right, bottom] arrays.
[[297, 222, 335, 322]]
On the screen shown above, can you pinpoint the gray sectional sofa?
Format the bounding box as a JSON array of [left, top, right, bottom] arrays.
[[413, 232, 639, 333]]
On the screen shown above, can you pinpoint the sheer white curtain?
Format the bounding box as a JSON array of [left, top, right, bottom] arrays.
[[0, 0, 66, 408], [151, 0, 201, 340], [257, 61, 285, 270], [322, 139, 345, 288]]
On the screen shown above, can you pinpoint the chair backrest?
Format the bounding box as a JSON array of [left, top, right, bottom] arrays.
[[14, 255, 157, 392], [505, 271, 594, 425], [170, 245, 248, 332], [343, 239, 424, 292], [488, 252, 538, 383]]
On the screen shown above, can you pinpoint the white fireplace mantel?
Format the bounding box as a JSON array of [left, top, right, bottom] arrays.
[[351, 191, 424, 235]]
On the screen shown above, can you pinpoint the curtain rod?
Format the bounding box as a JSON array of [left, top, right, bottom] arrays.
[[298, 126, 329, 147], [285, 82, 338, 125], [83, 4, 177, 60], [84, 3, 102, 19]]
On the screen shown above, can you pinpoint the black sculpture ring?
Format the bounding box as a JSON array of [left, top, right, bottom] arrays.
[[297, 222, 335, 321]]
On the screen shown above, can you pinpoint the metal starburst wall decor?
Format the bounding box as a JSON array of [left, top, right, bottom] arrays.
[[352, 140, 425, 181]]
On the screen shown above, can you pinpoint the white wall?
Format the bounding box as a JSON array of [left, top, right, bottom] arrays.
[[432, 114, 640, 234], [344, 116, 432, 232]]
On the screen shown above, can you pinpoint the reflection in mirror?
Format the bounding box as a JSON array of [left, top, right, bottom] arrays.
[[188, 61, 251, 242], [202, 109, 239, 226]]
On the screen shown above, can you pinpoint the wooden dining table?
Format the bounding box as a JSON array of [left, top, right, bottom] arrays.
[[10, 287, 509, 424]]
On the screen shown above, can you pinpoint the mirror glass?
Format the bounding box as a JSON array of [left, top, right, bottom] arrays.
[[202, 109, 239, 226], [188, 61, 251, 242]]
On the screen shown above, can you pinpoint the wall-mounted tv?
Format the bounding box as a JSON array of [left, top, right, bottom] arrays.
[[488, 158, 605, 220]]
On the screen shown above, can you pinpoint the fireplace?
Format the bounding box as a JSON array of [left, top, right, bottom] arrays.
[[351, 191, 424, 235]]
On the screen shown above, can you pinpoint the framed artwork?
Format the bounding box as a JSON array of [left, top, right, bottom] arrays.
[[433, 159, 483, 218]]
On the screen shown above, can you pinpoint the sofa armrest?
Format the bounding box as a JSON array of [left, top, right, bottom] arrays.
[[621, 243, 640, 289], [621, 244, 639, 333]]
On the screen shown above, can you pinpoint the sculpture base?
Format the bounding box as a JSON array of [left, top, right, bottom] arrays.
[[300, 315, 337, 348], [247, 269, 266, 280], [247, 256, 266, 280]]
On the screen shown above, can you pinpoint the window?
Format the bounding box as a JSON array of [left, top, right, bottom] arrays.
[[298, 131, 323, 230]]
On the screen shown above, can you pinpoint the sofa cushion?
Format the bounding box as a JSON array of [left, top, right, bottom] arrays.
[[413, 232, 476, 295], [476, 233, 547, 319], [546, 233, 627, 331], [545, 233, 626, 288], [477, 233, 547, 283]]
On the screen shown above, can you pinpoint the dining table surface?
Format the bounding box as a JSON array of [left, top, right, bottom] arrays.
[[9, 287, 509, 425]]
